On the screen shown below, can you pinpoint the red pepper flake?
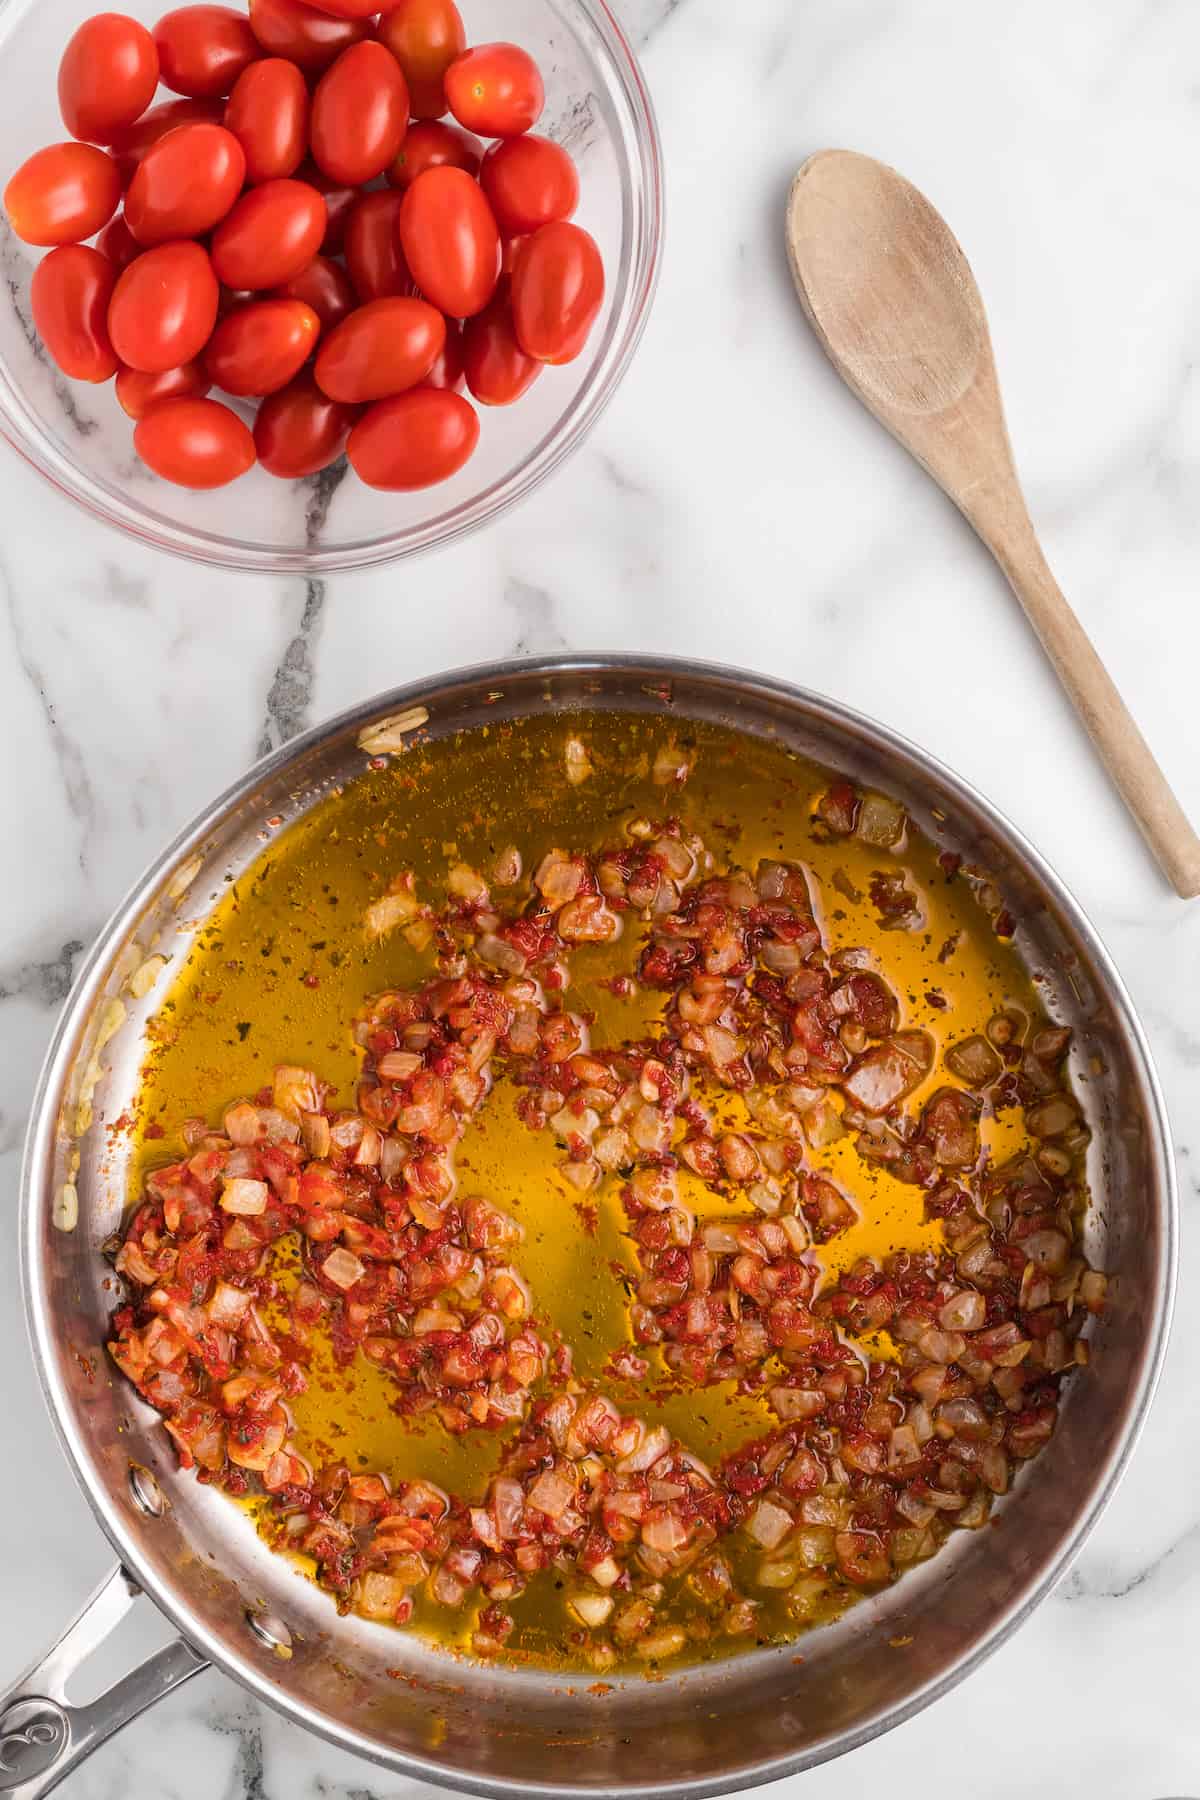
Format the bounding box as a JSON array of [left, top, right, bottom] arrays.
[[144, 1121, 165, 1140]]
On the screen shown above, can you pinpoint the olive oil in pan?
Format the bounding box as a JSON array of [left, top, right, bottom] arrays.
[[132, 710, 1056, 1664]]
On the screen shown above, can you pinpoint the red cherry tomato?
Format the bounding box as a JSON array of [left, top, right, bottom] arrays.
[[58, 14, 159, 143], [210, 178, 326, 288], [124, 122, 246, 244], [425, 317, 463, 390], [30, 245, 118, 381], [116, 358, 211, 418], [4, 143, 121, 246], [344, 190, 411, 302], [224, 59, 308, 183], [314, 296, 444, 403], [512, 220, 604, 365], [296, 159, 355, 253], [311, 42, 409, 187], [444, 43, 544, 138], [480, 135, 579, 238], [462, 286, 541, 406], [254, 371, 355, 477], [96, 213, 141, 270], [348, 386, 478, 489], [387, 119, 481, 191], [377, 0, 465, 119], [108, 239, 219, 371], [205, 296, 320, 395], [106, 97, 225, 179], [398, 166, 499, 319], [271, 254, 356, 329], [247, 0, 370, 73], [154, 6, 260, 99], [134, 394, 255, 486], [499, 233, 526, 277]]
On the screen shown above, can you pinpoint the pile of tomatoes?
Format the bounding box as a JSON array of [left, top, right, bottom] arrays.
[[3, 2, 605, 491]]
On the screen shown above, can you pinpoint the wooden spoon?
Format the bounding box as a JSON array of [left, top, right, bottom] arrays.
[[786, 148, 1200, 899]]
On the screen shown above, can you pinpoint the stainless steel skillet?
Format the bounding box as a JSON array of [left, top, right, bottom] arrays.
[[6, 656, 1176, 1799]]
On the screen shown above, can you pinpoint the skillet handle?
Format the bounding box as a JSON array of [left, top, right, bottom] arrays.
[[0, 1565, 209, 1799]]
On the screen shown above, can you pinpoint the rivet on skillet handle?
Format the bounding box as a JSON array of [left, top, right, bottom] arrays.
[[0, 1565, 208, 1799]]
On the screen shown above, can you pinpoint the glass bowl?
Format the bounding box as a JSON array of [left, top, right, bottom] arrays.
[[0, 0, 662, 572]]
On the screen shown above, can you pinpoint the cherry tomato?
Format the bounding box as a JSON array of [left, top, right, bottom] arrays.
[[272, 254, 356, 329], [480, 135, 578, 238], [348, 386, 478, 489], [210, 178, 326, 288], [124, 122, 246, 244], [444, 43, 543, 138], [224, 59, 308, 183], [247, 0, 370, 73], [311, 42, 409, 187], [398, 166, 499, 319], [59, 14, 159, 143], [387, 119, 481, 191], [30, 245, 118, 381], [108, 239, 219, 371], [96, 213, 141, 270], [254, 371, 355, 477], [296, 159, 355, 252], [134, 394, 255, 486], [4, 143, 121, 246], [154, 6, 260, 99], [511, 220, 604, 365], [205, 296, 320, 395], [499, 233, 526, 277], [425, 317, 463, 390], [462, 285, 541, 406], [377, 0, 466, 119], [106, 97, 225, 180], [116, 358, 211, 418], [344, 190, 411, 302], [314, 296, 444, 403]]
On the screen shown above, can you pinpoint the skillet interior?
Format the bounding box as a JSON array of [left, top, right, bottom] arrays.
[[22, 657, 1175, 1797]]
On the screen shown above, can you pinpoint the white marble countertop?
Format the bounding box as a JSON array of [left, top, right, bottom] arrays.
[[1, 0, 1198, 1795]]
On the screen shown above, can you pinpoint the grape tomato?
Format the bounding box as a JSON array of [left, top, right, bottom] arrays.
[[134, 393, 256, 486], [311, 41, 409, 187], [205, 296, 320, 395], [377, 0, 466, 120], [480, 134, 579, 237], [4, 142, 121, 246], [247, 0, 370, 72], [58, 14, 159, 143], [225, 58, 309, 182], [348, 385, 479, 489], [254, 370, 355, 477], [210, 177, 326, 288], [444, 42, 544, 137], [344, 189, 411, 302], [116, 358, 212, 419], [154, 6, 261, 98], [314, 296, 445, 403], [124, 121, 246, 244], [30, 244, 118, 381], [387, 118, 482, 191], [272, 253, 356, 328], [107, 239, 220, 371], [512, 220, 604, 365], [398, 164, 499, 318]]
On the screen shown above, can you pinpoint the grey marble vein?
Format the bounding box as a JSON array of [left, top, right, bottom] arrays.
[[257, 581, 327, 757]]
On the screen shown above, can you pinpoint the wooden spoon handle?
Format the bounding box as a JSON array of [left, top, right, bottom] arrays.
[[986, 513, 1200, 898]]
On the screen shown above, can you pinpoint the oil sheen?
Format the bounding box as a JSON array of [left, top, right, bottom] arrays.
[[131, 709, 1053, 1665]]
